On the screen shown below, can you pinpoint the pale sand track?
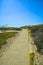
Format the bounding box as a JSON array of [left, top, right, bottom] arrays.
[[0, 29, 29, 65]]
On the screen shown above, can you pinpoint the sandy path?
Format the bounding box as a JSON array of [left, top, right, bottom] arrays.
[[0, 29, 29, 65]]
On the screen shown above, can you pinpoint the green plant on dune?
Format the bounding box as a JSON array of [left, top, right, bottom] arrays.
[[0, 32, 18, 48]]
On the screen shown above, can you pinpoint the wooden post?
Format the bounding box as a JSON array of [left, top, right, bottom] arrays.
[[29, 51, 34, 65]]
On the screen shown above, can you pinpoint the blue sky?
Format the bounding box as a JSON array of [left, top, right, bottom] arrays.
[[0, 0, 43, 27]]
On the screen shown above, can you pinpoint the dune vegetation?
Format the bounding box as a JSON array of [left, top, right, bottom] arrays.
[[0, 32, 18, 48], [21, 24, 43, 53]]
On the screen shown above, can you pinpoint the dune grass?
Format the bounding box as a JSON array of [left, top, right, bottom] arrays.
[[0, 32, 18, 48]]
